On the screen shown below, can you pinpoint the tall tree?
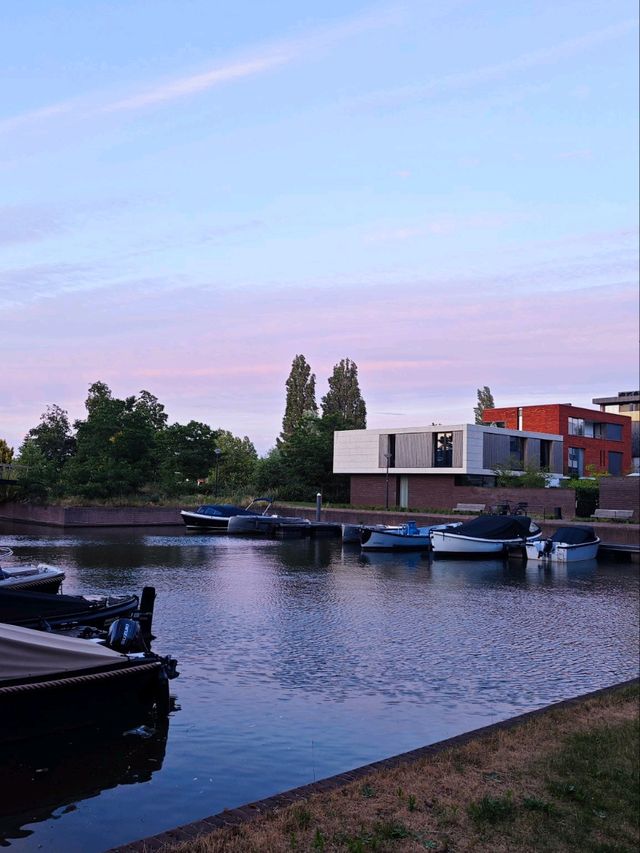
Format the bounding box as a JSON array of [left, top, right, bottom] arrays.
[[23, 404, 75, 469], [0, 439, 13, 463], [474, 386, 496, 424], [281, 355, 317, 442], [321, 358, 366, 429]]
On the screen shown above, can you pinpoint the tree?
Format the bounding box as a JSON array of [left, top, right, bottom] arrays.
[[23, 404, 75, 469], [281, 355, 317, 442], [158, 421, 219, 490], [474, 386, 495, 424], [209, 431, 258, 495], [321, 358, 366, 429], [0, 439, 13, 463]]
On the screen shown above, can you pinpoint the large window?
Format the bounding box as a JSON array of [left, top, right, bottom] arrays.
[[568, 417, 584, 436], [608, 451, 623, 475], [433, 432, 453, 467], [568, 447, 585, 477], [509, 436, 524, 463], [606, 423, 623, 441]]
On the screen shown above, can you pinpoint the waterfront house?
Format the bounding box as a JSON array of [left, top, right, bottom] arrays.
[[592, 390, 640, 473], [333, 423, 563, 510]]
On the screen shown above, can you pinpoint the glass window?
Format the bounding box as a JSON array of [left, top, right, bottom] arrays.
[[606, 423, 623, 441], [608, 451, 623, 475], [509, 436, 524, 462], [568, 447, 585, 477], [433, 432, 453, 467], [568, 417, 584, 436]]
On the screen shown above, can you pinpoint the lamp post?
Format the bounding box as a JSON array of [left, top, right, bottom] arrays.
[[384, 452, 392, 511], [213, 448, 222, 497]]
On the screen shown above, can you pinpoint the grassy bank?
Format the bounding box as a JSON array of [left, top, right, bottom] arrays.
[[158, 683, 638, 852]]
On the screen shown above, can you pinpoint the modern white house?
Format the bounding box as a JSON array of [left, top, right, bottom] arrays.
[[333, 423, 564, 510]]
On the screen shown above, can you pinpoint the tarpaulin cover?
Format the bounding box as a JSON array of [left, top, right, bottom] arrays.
[[451, 515, 533, 540], [550, 526, 598, 544], [0, 622, 125, 682]]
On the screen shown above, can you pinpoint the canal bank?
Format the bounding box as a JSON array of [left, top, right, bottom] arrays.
[[110, 678, 639, 853]]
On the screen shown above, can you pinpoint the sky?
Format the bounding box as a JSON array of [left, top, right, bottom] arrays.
[[1, 0, 638, 455]]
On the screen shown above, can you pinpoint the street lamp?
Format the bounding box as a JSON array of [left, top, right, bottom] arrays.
[[384, 452, 392, 511], [213, 448, 222, 497]]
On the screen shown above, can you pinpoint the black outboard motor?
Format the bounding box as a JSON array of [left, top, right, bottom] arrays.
[[107, 618, 147, 653]]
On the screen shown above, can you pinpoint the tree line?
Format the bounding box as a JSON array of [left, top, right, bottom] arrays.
[[7, 356, 367, 504]]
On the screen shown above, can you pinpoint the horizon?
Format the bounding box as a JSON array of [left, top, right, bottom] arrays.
[[2, 1, 638, 456]]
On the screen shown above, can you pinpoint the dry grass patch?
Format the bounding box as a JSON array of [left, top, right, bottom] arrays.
[[158, 683, 639, 853]]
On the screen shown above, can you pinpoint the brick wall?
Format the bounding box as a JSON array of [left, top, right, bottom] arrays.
[[350, 474, 575, 518], [599, 477, 640, 521]]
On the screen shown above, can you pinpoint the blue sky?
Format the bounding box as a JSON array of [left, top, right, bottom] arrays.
[[1, 0, 638, 454]]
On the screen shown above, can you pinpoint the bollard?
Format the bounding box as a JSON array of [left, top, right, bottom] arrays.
[[315, 492, 322, 521]]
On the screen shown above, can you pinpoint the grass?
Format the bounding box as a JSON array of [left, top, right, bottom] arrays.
[[156, 683, 639, 853]]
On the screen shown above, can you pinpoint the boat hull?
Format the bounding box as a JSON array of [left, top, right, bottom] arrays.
[[0, 589, 139, 630], [361, 525, 432, 551], [0, 659, 170, 742], [0, 565, 65, 593], [180, 511, 229, 530], [430, 530, 542, 556], [525, 540, 600, 562]]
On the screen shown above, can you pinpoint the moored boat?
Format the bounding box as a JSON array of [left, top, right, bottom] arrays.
[[430, 515, 542, 557], [0, 586, 140, 631], [341, 523, 363, 543], [180, 497, 274, 531], [0, 619, 178, 742], [525, 526, 600, 563], [361, 521, 459, 551], [227, 513, 311, 535]]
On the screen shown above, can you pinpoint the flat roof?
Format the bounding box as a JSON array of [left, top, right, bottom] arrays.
[[592, 391, 640, 405]]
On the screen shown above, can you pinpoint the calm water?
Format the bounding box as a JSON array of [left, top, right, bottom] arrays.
[[0, 522, 638, 852]]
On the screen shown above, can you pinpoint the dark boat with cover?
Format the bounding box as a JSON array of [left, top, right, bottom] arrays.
[[0, 616, 178, 742], [0, 587, 139, 630], [180, 497, 275, 530]]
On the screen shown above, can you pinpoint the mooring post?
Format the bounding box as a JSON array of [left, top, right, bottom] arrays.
[[315, 492, 322, 521]]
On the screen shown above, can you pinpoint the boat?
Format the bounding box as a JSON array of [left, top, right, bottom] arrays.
[[0, 547, 65, 592], [341, 523, 363, 543], [361, 521, 459, 551], [227, 512, 311, 535], [180, 497, 275, 531], [0, 618, 178, 742], [525, 526, 600, 563], [430, 515, 542, 557], [0, 586, 142, 631]]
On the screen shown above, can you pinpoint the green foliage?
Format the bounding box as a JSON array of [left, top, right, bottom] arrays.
[[281, 354, 318, 442], [494, 458, 548, 488], [209, 430, 258, 495], [321, 358, 366, 429], [157, 420, 219, 494], [15, 440, 59, 501], [22, 404, 75, 470], [474, 385, 495, 424], [467, 794, 516, 825], [0, 439, 13, 463]]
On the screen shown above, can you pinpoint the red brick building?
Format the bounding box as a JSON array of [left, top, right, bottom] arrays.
[[482, 404, 632, 477]]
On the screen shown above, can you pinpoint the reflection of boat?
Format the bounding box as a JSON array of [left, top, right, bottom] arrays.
[[0, 717, 170, 844], [0, 548, 65, 592], [0, 586, 140, 630], [430, 515, 542, 556], [525, 526, 600, 563], [361, 521, 457, 551], [180, 497, 274, 531], [0, 620, 178, 742]]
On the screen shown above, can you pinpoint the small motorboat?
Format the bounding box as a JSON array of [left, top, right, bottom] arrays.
[[180, 497, 275, 531], [227, 512, 311, 535], [0, 586, 141, 631], [525, 526, 600, 563], [0, 548, 65, 592], [0, 616, 178, 743], [341, 523, 363, 543], [361, 521, 459, 551], [430, 515, 542, 557]]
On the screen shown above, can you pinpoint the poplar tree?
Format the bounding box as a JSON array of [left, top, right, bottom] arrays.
[[474, 386, 495, 424], [281, 355, 318, 442], [321, 358, 366, 429]]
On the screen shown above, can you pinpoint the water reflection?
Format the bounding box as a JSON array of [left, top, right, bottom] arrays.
[[0, 720, 169, 845]]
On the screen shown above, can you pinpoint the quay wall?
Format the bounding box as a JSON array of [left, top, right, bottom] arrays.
[[349, 474, 576, 519], [599, 476, 640, 521], [0, 503, 182, 527]]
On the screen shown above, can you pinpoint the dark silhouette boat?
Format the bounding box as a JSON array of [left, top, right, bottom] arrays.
[[0, 586, 140, 630]]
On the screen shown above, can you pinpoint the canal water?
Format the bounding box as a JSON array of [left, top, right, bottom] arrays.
[[0, 522, 638, 852]]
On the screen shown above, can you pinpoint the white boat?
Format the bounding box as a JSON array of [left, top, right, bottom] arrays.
[[430, 515, 542, 557], [0, 548, 65, 593], [361, 521, 459, 551], [525, 526, 600, 563], [341, 524, 363, 543]]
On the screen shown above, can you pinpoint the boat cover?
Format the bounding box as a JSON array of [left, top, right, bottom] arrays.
[[550, 526, 598, 544], [449, 515, 533, 540], [0, 622, 125, 682], [192, 504, 257, 518]]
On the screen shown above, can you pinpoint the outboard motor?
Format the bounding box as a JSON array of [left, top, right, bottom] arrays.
[[107, 618, 146, 653]]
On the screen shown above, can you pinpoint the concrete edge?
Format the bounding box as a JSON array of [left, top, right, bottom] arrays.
[[108, 677, 640, 852]]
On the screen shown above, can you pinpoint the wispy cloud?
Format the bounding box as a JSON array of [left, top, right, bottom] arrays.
[[0, 5, 397, 135], [354, 18, 639, 111]]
